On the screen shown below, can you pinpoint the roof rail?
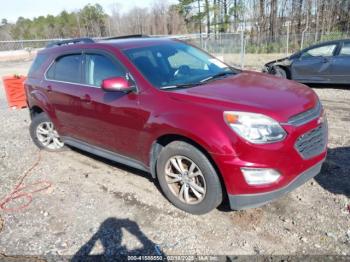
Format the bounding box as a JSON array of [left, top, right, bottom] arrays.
[[46, 38, 95, 48], [103, 34, 150, 40]]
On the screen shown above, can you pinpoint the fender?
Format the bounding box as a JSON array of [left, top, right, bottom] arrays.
[[263, 57, 293, 74], [140, 110, 239, 166]]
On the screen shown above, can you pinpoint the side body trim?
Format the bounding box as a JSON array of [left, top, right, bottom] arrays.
[[62, 137, 150, 173]]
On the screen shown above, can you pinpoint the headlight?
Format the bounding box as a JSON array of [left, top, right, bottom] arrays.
[[223, 111, 287, 144]]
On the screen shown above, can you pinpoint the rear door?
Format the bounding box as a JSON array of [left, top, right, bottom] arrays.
[[44, 52, 86, 138], [291, 43, 338, 83], [329, 41, 350, 84]]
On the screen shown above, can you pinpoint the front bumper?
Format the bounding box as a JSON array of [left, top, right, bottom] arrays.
[[228, 159, 324, 210]]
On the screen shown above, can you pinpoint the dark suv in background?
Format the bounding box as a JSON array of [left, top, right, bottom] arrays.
[[25, 36, 327, 214]]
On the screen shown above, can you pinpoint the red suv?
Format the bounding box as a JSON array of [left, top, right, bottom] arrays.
[[25, 36, 328, 214]]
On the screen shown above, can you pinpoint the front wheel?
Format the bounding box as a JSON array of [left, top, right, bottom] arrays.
[[30, 113, 65, 151], [156, 141, 223, 215], [272, 66, 287, 78]]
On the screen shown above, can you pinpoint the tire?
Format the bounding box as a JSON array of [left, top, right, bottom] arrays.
[[29, 113, 65, 152], [156, 141, 223, 215], [273, 66, 287, 78]]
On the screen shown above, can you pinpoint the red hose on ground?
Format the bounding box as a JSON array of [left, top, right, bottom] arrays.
[[0, 151, 52, 212]]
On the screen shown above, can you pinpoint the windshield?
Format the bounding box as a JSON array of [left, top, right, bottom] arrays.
[[123, 41, 239, 89]]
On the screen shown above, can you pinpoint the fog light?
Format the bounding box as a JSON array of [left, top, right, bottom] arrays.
[[241, 168, 281, 185]]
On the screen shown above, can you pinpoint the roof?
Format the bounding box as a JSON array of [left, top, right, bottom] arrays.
[[303, 38, 350, 50], [98, 37, 177, 50], [40, 36, 179, 54]]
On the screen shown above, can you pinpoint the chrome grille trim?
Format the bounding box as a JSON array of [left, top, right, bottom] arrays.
[[295, 123, 327, 159], [288, 101, 322, 126]]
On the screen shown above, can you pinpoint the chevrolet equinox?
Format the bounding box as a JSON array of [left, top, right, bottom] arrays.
[[25, 36, 328, 214]]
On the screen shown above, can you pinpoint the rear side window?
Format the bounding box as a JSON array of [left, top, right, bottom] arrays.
[[85, 54, 125, 87], [339, 43, 350, 56], [28, 54, 49, 78], [46, 54, 82, 83]]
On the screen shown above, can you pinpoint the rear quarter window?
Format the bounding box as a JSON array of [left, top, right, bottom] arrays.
[[28, 54, 50, 79]]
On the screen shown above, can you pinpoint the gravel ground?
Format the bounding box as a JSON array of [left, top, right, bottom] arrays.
[[0, 61, 349, 259]]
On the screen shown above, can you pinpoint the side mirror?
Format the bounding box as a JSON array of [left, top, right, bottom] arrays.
[[101, 77, 135, 93]]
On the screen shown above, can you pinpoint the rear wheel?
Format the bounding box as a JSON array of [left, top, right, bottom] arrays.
[[156, 141, 222, 215], [30, 113, 65, 151], [273, 66, 287, 78]]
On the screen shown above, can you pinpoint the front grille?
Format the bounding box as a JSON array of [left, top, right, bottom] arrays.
[[295, 124, 327, 159], [288, 101, 322, 126]]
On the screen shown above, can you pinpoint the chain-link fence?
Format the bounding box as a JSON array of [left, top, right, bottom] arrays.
[[0, 39, 58, 51], [183, 32, 350, 69], [0, 32, 349, 69], [176, 33, 244, 67], [245, 31, 350, 55]]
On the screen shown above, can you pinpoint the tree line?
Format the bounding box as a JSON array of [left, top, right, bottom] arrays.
[[0, 0, 349, 45], [0, 4, 107, 40]]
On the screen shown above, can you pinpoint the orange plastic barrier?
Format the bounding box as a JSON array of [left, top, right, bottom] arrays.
[[2, 75, 27, 109]]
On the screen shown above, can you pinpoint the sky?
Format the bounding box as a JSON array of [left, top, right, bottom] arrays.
[[0, 0, 177, 23]]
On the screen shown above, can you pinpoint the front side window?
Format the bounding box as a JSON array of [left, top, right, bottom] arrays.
[[46, 54, 81, 83], [85, 54, 125, 87], [124, 42, 238, 88], [302, 44, 337, 58], [339, 42, 350, 56]]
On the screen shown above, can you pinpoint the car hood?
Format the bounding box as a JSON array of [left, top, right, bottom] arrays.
[[167, 71, 319, 123], [265, 56, 291, 66]]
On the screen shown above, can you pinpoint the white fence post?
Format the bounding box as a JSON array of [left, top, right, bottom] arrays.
[[286, 21, 290, 56], [240, 30, 245, 69]]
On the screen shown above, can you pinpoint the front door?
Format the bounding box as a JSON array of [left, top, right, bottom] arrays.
[[75, 51, 146, 159], [292, 43, 338, 83]]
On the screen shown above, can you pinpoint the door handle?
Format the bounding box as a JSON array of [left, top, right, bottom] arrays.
[[322, 57, 329, 63], [80, 94, 91, 103], [46, 85, 52, 92]]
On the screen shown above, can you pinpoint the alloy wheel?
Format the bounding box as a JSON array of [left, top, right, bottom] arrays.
[[165, 156, 206, 205], [36, 122, 64, 150]]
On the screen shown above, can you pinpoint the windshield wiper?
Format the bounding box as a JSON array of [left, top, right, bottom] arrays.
[[200, 71, 236, 83], [160, 70, 237, 90], [160, 82, 203, 90]]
